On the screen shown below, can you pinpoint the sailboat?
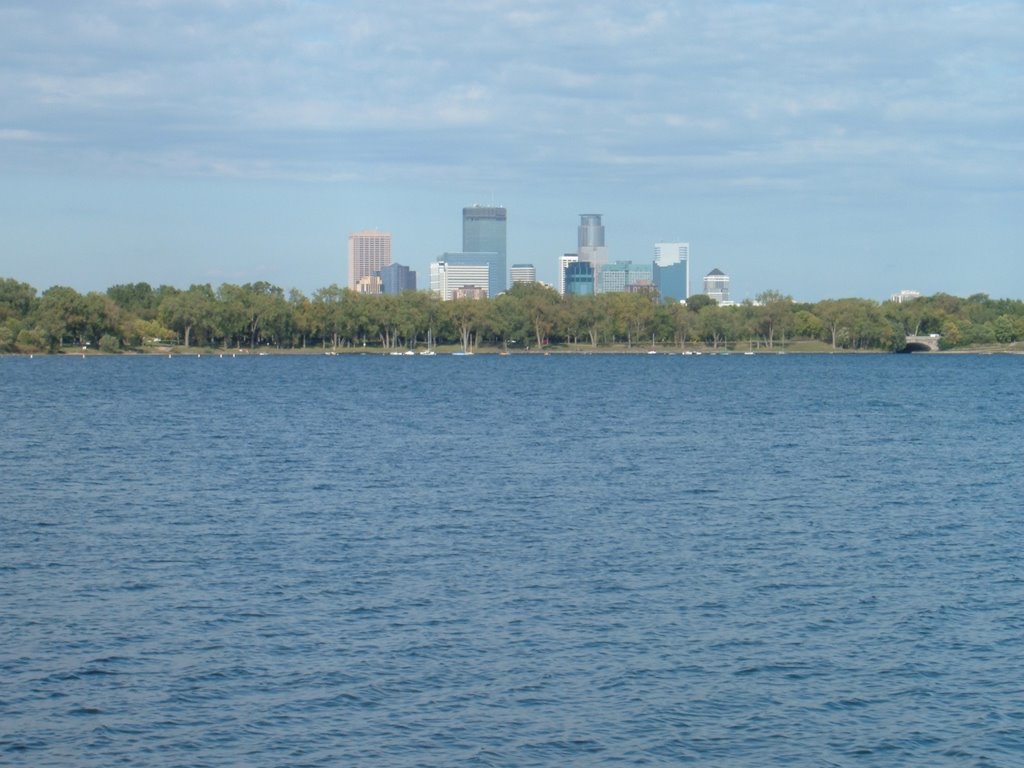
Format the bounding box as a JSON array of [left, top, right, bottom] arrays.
[[420, 329, 437, 355]]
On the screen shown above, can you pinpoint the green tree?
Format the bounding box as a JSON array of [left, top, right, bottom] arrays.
[[446, 297, 483, 352], [563, 295, 605, 347], [33, 286, 88, 349], [939, 319, 962, 349], [754, 290, 793, 349], [399, 290, 441, 350], [312, 284, 346, 348], [107, 282, 158, 319], [98, 334, 121, 353], [0, 320, 17, 352], [697, 304, 730, 348], [489, 291, 528, 350], [604, 292, 656, 348], [685, 294, 716, 312], [667, 301, 696, 348], [129, 317, 176, 347], [791, 309, 823, 340], [218, 282, 287, 348], [0, 278, 37, 322], [81, 292, 123, 345], [993, 314, 1017, 343], [15, 328, 48, 353], [159, 284, 216, 348], [289, 289, 316, 348], [506, 282, 561, 348]]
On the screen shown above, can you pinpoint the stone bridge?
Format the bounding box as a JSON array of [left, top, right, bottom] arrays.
[[900, 335, 940, 352]]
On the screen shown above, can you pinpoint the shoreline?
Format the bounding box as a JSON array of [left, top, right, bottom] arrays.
[[5, 344, 1023, 358]]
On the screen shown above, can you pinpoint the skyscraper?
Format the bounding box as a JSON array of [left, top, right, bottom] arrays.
[[348, 230, 392, 290], [577, 214, 608, 265], [653, 242, 690, 301], [462, 205, 507, 297]]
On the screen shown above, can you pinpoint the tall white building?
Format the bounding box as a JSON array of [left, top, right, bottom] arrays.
[[430, 260, 490, 301], [558, 253, 578, 295], [348, 230, 392, 290]]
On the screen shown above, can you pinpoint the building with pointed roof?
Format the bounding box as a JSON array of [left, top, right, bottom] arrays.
[[703, 268, 731, 304]]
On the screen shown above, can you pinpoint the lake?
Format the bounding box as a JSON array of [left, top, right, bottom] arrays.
[[2, 353, 1023, 766]]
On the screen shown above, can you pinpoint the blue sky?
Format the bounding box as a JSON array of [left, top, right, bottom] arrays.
[[1, 0, 1021, 301]]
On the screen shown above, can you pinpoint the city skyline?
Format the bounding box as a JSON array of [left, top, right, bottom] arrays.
[[0, 2, 1020, 301]]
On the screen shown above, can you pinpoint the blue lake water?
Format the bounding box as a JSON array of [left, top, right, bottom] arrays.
[[2, 353, 1023, 766]]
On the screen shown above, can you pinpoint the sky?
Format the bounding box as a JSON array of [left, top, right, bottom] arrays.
[[1, 0, 1022, 302]]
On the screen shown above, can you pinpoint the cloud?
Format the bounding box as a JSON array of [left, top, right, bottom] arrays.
[[0, 128, 62, 142], [0, 0, 1020, 194]]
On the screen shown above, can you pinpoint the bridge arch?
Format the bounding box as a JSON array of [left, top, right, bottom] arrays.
[[899, 335, 940, 353]]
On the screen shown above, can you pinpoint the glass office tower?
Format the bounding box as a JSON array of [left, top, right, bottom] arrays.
[[462, 206, 507, 297], [564, 261, 595, 296], [653, 242, 690, 301]]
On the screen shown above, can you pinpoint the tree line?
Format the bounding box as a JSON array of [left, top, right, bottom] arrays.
[[2, 276, 1024, 354]]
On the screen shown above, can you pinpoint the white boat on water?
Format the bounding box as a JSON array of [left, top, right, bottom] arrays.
[[419, 330, 438, 356]]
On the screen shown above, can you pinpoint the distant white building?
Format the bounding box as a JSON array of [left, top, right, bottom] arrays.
[[430, 260, 490, 301], [510, 264, 537, 285], [890, 289, 922, 303]]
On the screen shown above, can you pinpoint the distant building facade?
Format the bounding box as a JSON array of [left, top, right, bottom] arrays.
[[558, 253, 579, 295], [627, 280, 658, 296], [377, 263, 417, 294], [890, 289, 922, 303], [564, 261, 595, 296], [451, 285, 488, 300], [597, 261, 653, 294], [463, 205, 507, 297], [653, 242, 689, 301], [354, 274, 382, 295], [430, 258, 490, 301], [510, 264, 537, 285], [348, 230, 392, 290], [703, 268, 731, 304], [577, 214, 608, 266]]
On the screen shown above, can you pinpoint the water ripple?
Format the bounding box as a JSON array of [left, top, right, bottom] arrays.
[[2, 354, 1024, 765]]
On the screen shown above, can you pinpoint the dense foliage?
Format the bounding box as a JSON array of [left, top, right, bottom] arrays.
[[2, 276, 1023, 353]]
